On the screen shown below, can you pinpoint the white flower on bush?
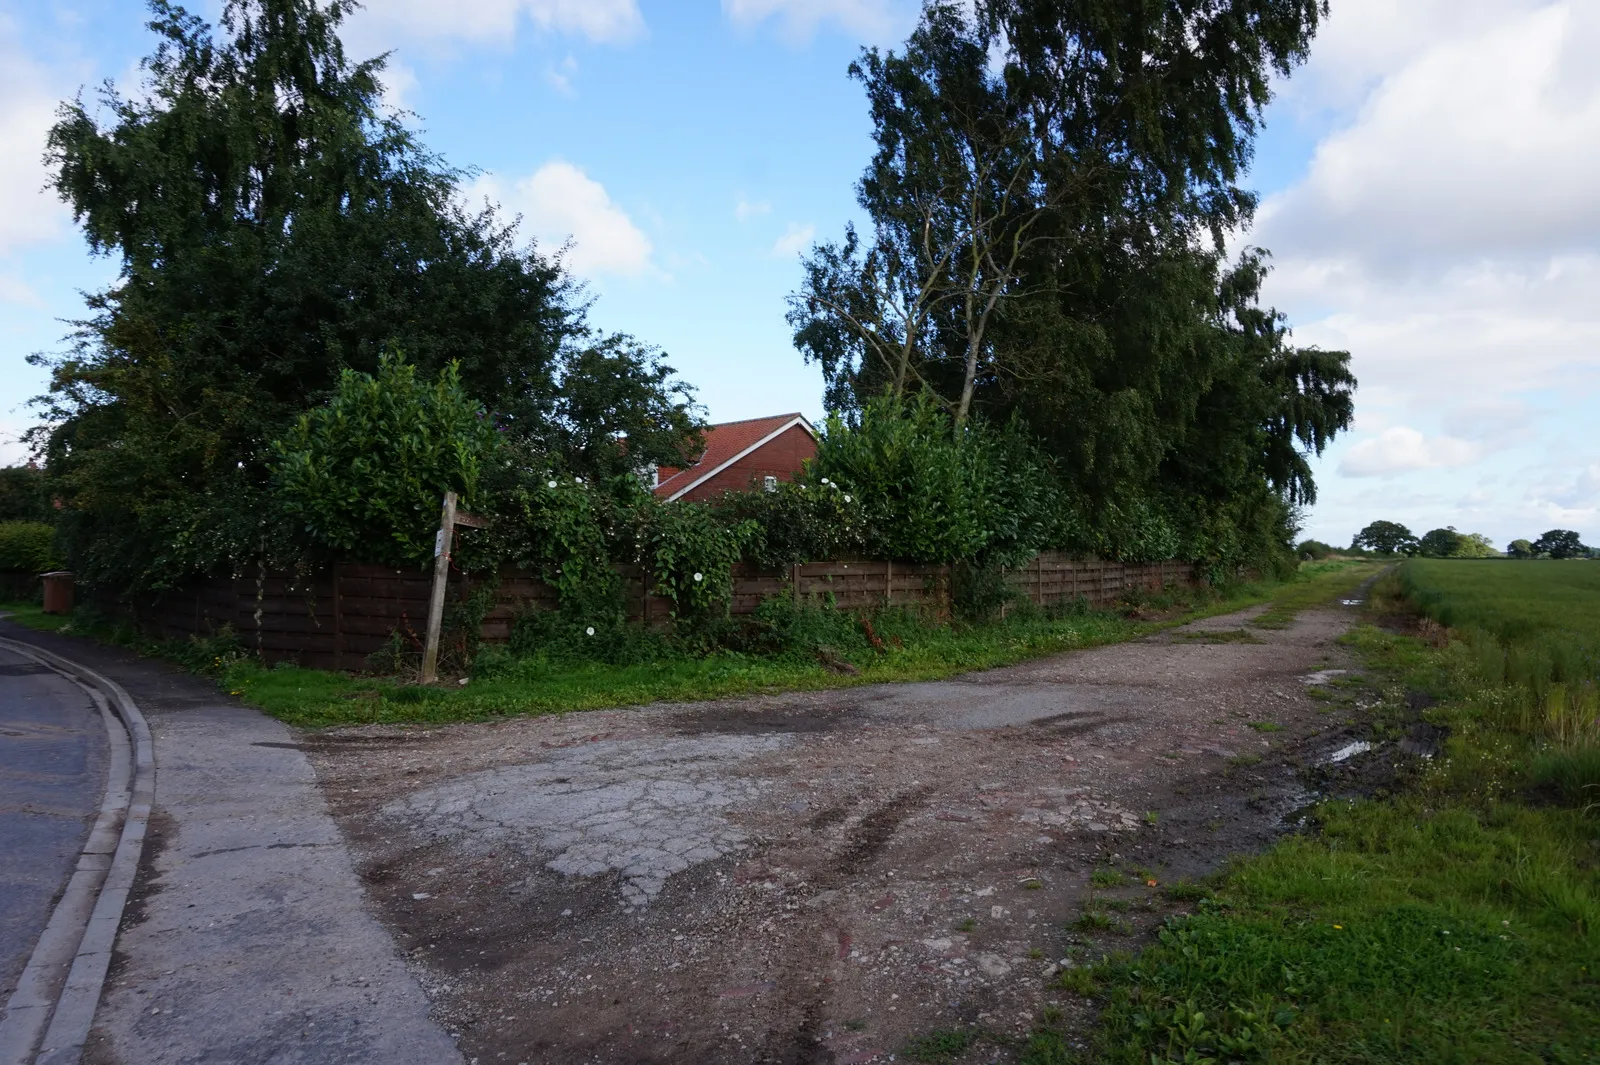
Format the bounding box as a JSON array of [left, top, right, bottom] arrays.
[[843, 494, 852, 503], [693, 572, 703, 582], [547, 480, 558, 489], [586, 626, 595, 636], [575, 476, 584, 485]]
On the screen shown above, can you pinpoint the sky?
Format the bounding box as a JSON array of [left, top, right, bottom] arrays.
[[0, 0, 1596, 549]]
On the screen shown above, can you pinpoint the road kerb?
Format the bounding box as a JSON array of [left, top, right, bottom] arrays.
[[0, 638, 155, 1065]]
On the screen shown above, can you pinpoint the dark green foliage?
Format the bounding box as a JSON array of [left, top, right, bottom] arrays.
[[1352, 520, 1419, 556], [902, 1027, 977, 1062], [812, 395, 989, 563], [711, 480, 867, 571], [635, 502, 757, 617], [547, 335, 704, 481], [1534, 529, 1589, 560], [1418, 527, 1497, 558], [1418, 527, 1465, 558], [0, 522, 62, 573], [271, 353, 499, 568], [0, 467, 54, 524], [1508, 538, 1537, 559], [809, 394, 1058, 566], [35, 0, 694, 592], [790, 2, 1352, 572], [1297, 539, 1334, 561], [1529, 747, 1600, 811]]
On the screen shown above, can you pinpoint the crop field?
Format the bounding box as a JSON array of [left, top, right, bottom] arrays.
[[1402, 558, 1600, 643]]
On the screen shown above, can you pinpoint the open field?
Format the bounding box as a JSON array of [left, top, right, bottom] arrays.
[[1041, 560, 1600, 1064], [1402, 558, 1600, 642], [3, 561, 1377, 728]]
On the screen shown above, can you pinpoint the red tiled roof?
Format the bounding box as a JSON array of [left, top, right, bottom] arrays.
[[654, 413, 815, 500]]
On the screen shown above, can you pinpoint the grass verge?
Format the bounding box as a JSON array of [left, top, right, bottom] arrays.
[[1021, 560, 1599, 1064], [0, 560, 1378, 729], [0, 601, 74, 632]]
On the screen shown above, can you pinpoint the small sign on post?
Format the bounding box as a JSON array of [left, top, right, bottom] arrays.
[[420, 492, 458, 685], [421, 494, 495, 683]]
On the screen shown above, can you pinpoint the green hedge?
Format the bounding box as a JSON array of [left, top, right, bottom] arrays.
[[0, 521, 62, 574]]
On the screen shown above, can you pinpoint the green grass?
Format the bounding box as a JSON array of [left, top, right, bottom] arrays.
[[1018, 561, 1600, 1065], [1, 560, 1380, 729], [0, 601, 74, 632], [903, 1028, 979, 1062]]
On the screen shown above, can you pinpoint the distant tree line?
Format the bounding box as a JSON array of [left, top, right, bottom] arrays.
[[1327, 521, 1593, 560]]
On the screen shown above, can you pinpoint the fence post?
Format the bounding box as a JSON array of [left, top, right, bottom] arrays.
[[421, 491, 458, 684], [885, 559, 893, 607], [333, 562, 344, 672], [791, 563, 802, 604]]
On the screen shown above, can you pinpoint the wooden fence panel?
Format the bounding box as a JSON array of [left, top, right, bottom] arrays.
[[95, 551, 1193, 669]]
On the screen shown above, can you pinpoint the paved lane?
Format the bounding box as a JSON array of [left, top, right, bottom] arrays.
[[0, 646, 107, 1002]]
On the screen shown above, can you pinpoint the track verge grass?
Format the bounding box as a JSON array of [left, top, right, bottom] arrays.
[[1023, 560, 1599, 1064]]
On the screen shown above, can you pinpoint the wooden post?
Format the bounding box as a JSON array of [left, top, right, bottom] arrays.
[[791, 563, 802, 604], [333, 562, 344, 672], [421, 491, 458, 684], [885, 559, 893, 607]]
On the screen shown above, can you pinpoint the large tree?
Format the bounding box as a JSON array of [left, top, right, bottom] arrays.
[[37, 0, 697, 589], [790, 0, 1352, 565]]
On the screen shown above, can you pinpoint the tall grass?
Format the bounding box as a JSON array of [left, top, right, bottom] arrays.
[[1402, 560, 1600, 754]]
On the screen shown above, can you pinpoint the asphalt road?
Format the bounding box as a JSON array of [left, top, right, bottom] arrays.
[[0, 644, 107, 1003]]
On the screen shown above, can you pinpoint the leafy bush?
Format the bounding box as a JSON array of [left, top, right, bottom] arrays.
[[272, 353, 500, 567], [0, 521, 61, 573], [812, 394, 989, 562], [811, 394, 1057, 566], [636, 500, 757, 617], [711, 479, 867, 570], [1296, 539, 1334, 561], [0, 467, 53, 524]]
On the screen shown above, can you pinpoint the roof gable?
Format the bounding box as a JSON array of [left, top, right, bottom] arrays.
[[654, 413, 816, 501]]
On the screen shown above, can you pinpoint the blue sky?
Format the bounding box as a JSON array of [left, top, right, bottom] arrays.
[[2, 0, 1597, 549]]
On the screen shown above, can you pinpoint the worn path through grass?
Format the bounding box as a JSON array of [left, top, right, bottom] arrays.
[[1022, 561, 1600, 1065]]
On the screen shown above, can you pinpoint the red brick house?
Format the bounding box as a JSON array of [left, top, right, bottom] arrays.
[[652, 413, 818, 503]]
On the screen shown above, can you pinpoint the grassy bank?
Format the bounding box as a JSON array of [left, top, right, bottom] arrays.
[[1027, 559, 1599, 1064], [0, 560, 1375, 728]]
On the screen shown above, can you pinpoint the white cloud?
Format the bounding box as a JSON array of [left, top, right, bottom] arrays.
[[735, 198, 771, 223], [351, 0, 643, 48], [1339, 427, 1481, 477], [380, 60, 419, 111], [722, 0, 911, 42], [1252, 2, 1600, 543], [771, 222, 815, 258], [0, 23, 71, 257], [545, 55, 579, 96], [469, 162, 653, 278], [1257, 4, 1600, 271]]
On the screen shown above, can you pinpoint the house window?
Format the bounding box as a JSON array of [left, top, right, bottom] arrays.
[[763, 475, 778, 492]]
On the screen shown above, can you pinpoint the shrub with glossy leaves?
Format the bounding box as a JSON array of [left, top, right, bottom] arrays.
[[636, 501, 758, 616], [272, 353, 499, 568]]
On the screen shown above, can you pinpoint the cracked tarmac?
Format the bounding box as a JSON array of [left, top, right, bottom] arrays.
[[307, 599, 1376, 1064]]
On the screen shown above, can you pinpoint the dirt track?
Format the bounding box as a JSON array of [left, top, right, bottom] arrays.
[[306, 599, 1384, 1064]]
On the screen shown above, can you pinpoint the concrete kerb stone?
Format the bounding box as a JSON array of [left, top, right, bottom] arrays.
[[0, 637, 155, 1065]]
